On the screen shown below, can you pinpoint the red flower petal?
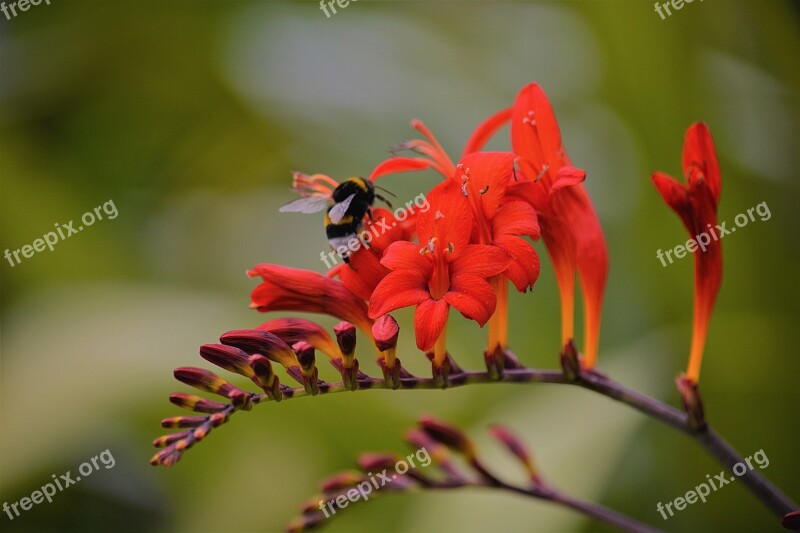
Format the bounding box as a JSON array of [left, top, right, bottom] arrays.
[[462, 107, 512, 156], [450, 244, 510, 278], [492, 200, 540, 239], [446, 274, 497, 326], [368, 270, 429, 319], [369, 157, 431, 181], [380, 241, 433, 278], [456, 152, 515, 222], [682, 122, 721, 206], [550, 166, 587, 193], [416, 179, 472, 251], [510, 83, 569, 179], [652, 171, 694, 230], [366, 208, 413, 253], [337, 248, 389, 301], [494, 235, 540, 292], [413, 298, 450, 351], [507, 179, 548, 214]]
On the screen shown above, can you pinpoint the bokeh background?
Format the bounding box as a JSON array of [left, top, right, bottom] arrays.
[[1, 1, 799, 532]]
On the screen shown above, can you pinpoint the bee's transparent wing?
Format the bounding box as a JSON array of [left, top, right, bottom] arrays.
[[279, 196, 331, 214], [328, 193, 357, 224]]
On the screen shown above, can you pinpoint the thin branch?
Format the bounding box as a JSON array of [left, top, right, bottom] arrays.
[[500, 483, 663, 533], [275, 368, 798, 519], [464, 455, 663, 533], [156, 363, 798, 524], [571, 370, 798, 518]]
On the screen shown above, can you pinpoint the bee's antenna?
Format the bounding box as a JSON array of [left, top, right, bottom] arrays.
[[376, 195, 393, 209], [374, 185, 397, 198]]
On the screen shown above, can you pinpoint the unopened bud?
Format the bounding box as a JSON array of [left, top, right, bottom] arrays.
[[247, 354, 282, 401], [199, 344, 255, 378], [419, 416, 476, 460]]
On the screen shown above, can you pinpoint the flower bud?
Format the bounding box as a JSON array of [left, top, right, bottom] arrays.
[[419, 416, 476, 460], [199, 344, 255, 378]]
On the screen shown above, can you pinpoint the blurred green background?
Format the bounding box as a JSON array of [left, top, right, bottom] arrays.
[[1, 1, 798, 532]]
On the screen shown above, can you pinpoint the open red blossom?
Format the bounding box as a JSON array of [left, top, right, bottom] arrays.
[[504, 83, 608, 368], [368, 177, 510, 367], [455, 151, 540, 292], [651, 122, 722, 384], [371, 85, 607, 362], [248, 265, 372, 335], [370, 121, 542, 355], [454, 151, 541, 353]]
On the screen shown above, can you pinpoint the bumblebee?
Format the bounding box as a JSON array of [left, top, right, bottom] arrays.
[[280, 177, 392, 263]]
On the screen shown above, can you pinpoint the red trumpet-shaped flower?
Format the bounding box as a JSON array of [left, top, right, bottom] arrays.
[[651, 122, 722, 384], [506, 83, 608, 368], [368, 175, 510, 369], [454, 152, 540, 292], [371, 126, 541, 357], [453, 152, 540, 352], [248, 265, 372, 335]]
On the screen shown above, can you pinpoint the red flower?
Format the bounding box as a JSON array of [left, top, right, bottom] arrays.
[[506, 83, 608, 367], [368, 176, 510, 368], [370, 124, 541, 355], [371, 85, 605, 364], [248, 265, 372, 335], [651, 122, 722, 384], [455, 152, 540, 292], [453, 151, 541, 352]]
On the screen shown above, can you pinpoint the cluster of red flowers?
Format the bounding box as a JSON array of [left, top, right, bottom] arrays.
[[151, 81, 725, 468], [250, 82, 610, 381], [252, 83, 724, 385]]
